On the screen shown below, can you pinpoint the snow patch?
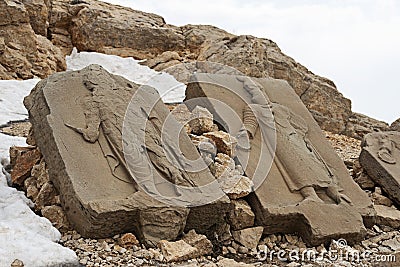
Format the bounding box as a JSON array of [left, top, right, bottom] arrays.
[[0, 160, 78, 266], [0, 79, 39, 126], [66, 48, 186, 103]]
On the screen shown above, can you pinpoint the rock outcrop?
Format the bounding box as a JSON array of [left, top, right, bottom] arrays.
[[0, 0, 387, 137], [0, 0, 65, 79], [390, 118, 400, 132]]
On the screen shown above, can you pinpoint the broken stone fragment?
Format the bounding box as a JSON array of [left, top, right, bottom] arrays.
[[213, 153, 235, 178], [204, 131, 237, 157], [10, 147, 41, 186], [119, 233, 140, 248], [227, 199, 255, 230], [216, 257, 254, 267], [189, 106, 215, 135], [354, 172, 375, 190], [158, 240, 198, 262], [215, 222, 232, 245], [375, 205, 400, 229], [232, 226, 264, 250], [41, 205, 71, 231], [170, 104, 192, 134], [10, 259, 24, 267], [31, 160, 49, 188], [35, 182, 58, 210], [24, 176, 39, 199], [182, 229, 213, 256], [371, 192, 393, 207], [218, 174, 253, 199]]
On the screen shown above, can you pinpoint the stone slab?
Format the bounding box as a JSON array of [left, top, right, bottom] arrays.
[[185, 73, 374, 246], [360, 131, 400, 205], [24, 65, 229, 245]]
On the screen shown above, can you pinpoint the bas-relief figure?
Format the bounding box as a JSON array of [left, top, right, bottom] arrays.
[[65, 66, 195, 195], [236, 77, 351, 205]]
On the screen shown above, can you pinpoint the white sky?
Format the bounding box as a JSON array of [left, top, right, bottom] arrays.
[[105, 0, 399, 124]]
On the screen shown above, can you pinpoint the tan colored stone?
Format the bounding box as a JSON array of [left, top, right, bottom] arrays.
[[228, 199, 255, 230], [203, 131, 237, 157], [24, 65, 229, 244], [375, 205, 400, 229], [372, 192, 393, 207], [360, 132, 400, 205], [216, 257, 253, 267], [189, 106, 214, 135], [182, 230, 213, 256], [158, 240, 197, 262], [390, 118, 400, 132], [170, 104, 192, 134], [35, 182, 58, 209], [186, 74, 372, 246], [11, 147, 41, 186], [10, 259, 24, 267], [232, 226, 264, 250], [119, 233, 140, 248], [354, 172, 375, 190], [218, 174, 253, 199], [0, 0, 65, 79], [41, 205, 71, 231], [31, 160, 49, 188]]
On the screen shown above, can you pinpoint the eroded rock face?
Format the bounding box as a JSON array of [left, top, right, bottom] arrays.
[[23, 65, 229, 245], [0, 0, 65, 79], [345, 113, 390, 139], [1, 0, 382, 137], [390, 118, 400, 132]]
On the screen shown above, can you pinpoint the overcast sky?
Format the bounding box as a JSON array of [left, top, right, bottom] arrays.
[[105, 0, 399, 124]]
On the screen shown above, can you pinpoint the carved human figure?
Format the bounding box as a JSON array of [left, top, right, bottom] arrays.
[[65, 65, 195, 194], [237, 77, 351, 205]]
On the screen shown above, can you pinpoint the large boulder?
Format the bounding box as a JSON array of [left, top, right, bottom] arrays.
[[185, 74, 374, 246], [24, 65, 229, 245], [0, 0, 65, 79]]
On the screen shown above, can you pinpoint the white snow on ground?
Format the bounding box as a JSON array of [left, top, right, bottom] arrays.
[[0, 169, 79, 266], [0, 79, 39, 126], [0, 49, 187, 266], [66, 48, 186, 103]]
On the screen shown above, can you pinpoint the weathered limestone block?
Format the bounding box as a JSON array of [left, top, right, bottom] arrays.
[[24, 65, 229, 245], [231, 226, 263, 250], [228, 199, 255, 231], [185, 74, 374, 246], [360, 131, 400, 205]]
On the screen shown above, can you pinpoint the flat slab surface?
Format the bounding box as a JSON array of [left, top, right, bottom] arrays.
[[185, 74, 373, 245], [361, 131, 400, 205]]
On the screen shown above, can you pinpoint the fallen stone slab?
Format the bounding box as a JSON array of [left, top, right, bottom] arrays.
[[360, 131, 400, 205], [374, 205, 400, 229], [185, 74, 374, 246], [24, 64, 229, 245]]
